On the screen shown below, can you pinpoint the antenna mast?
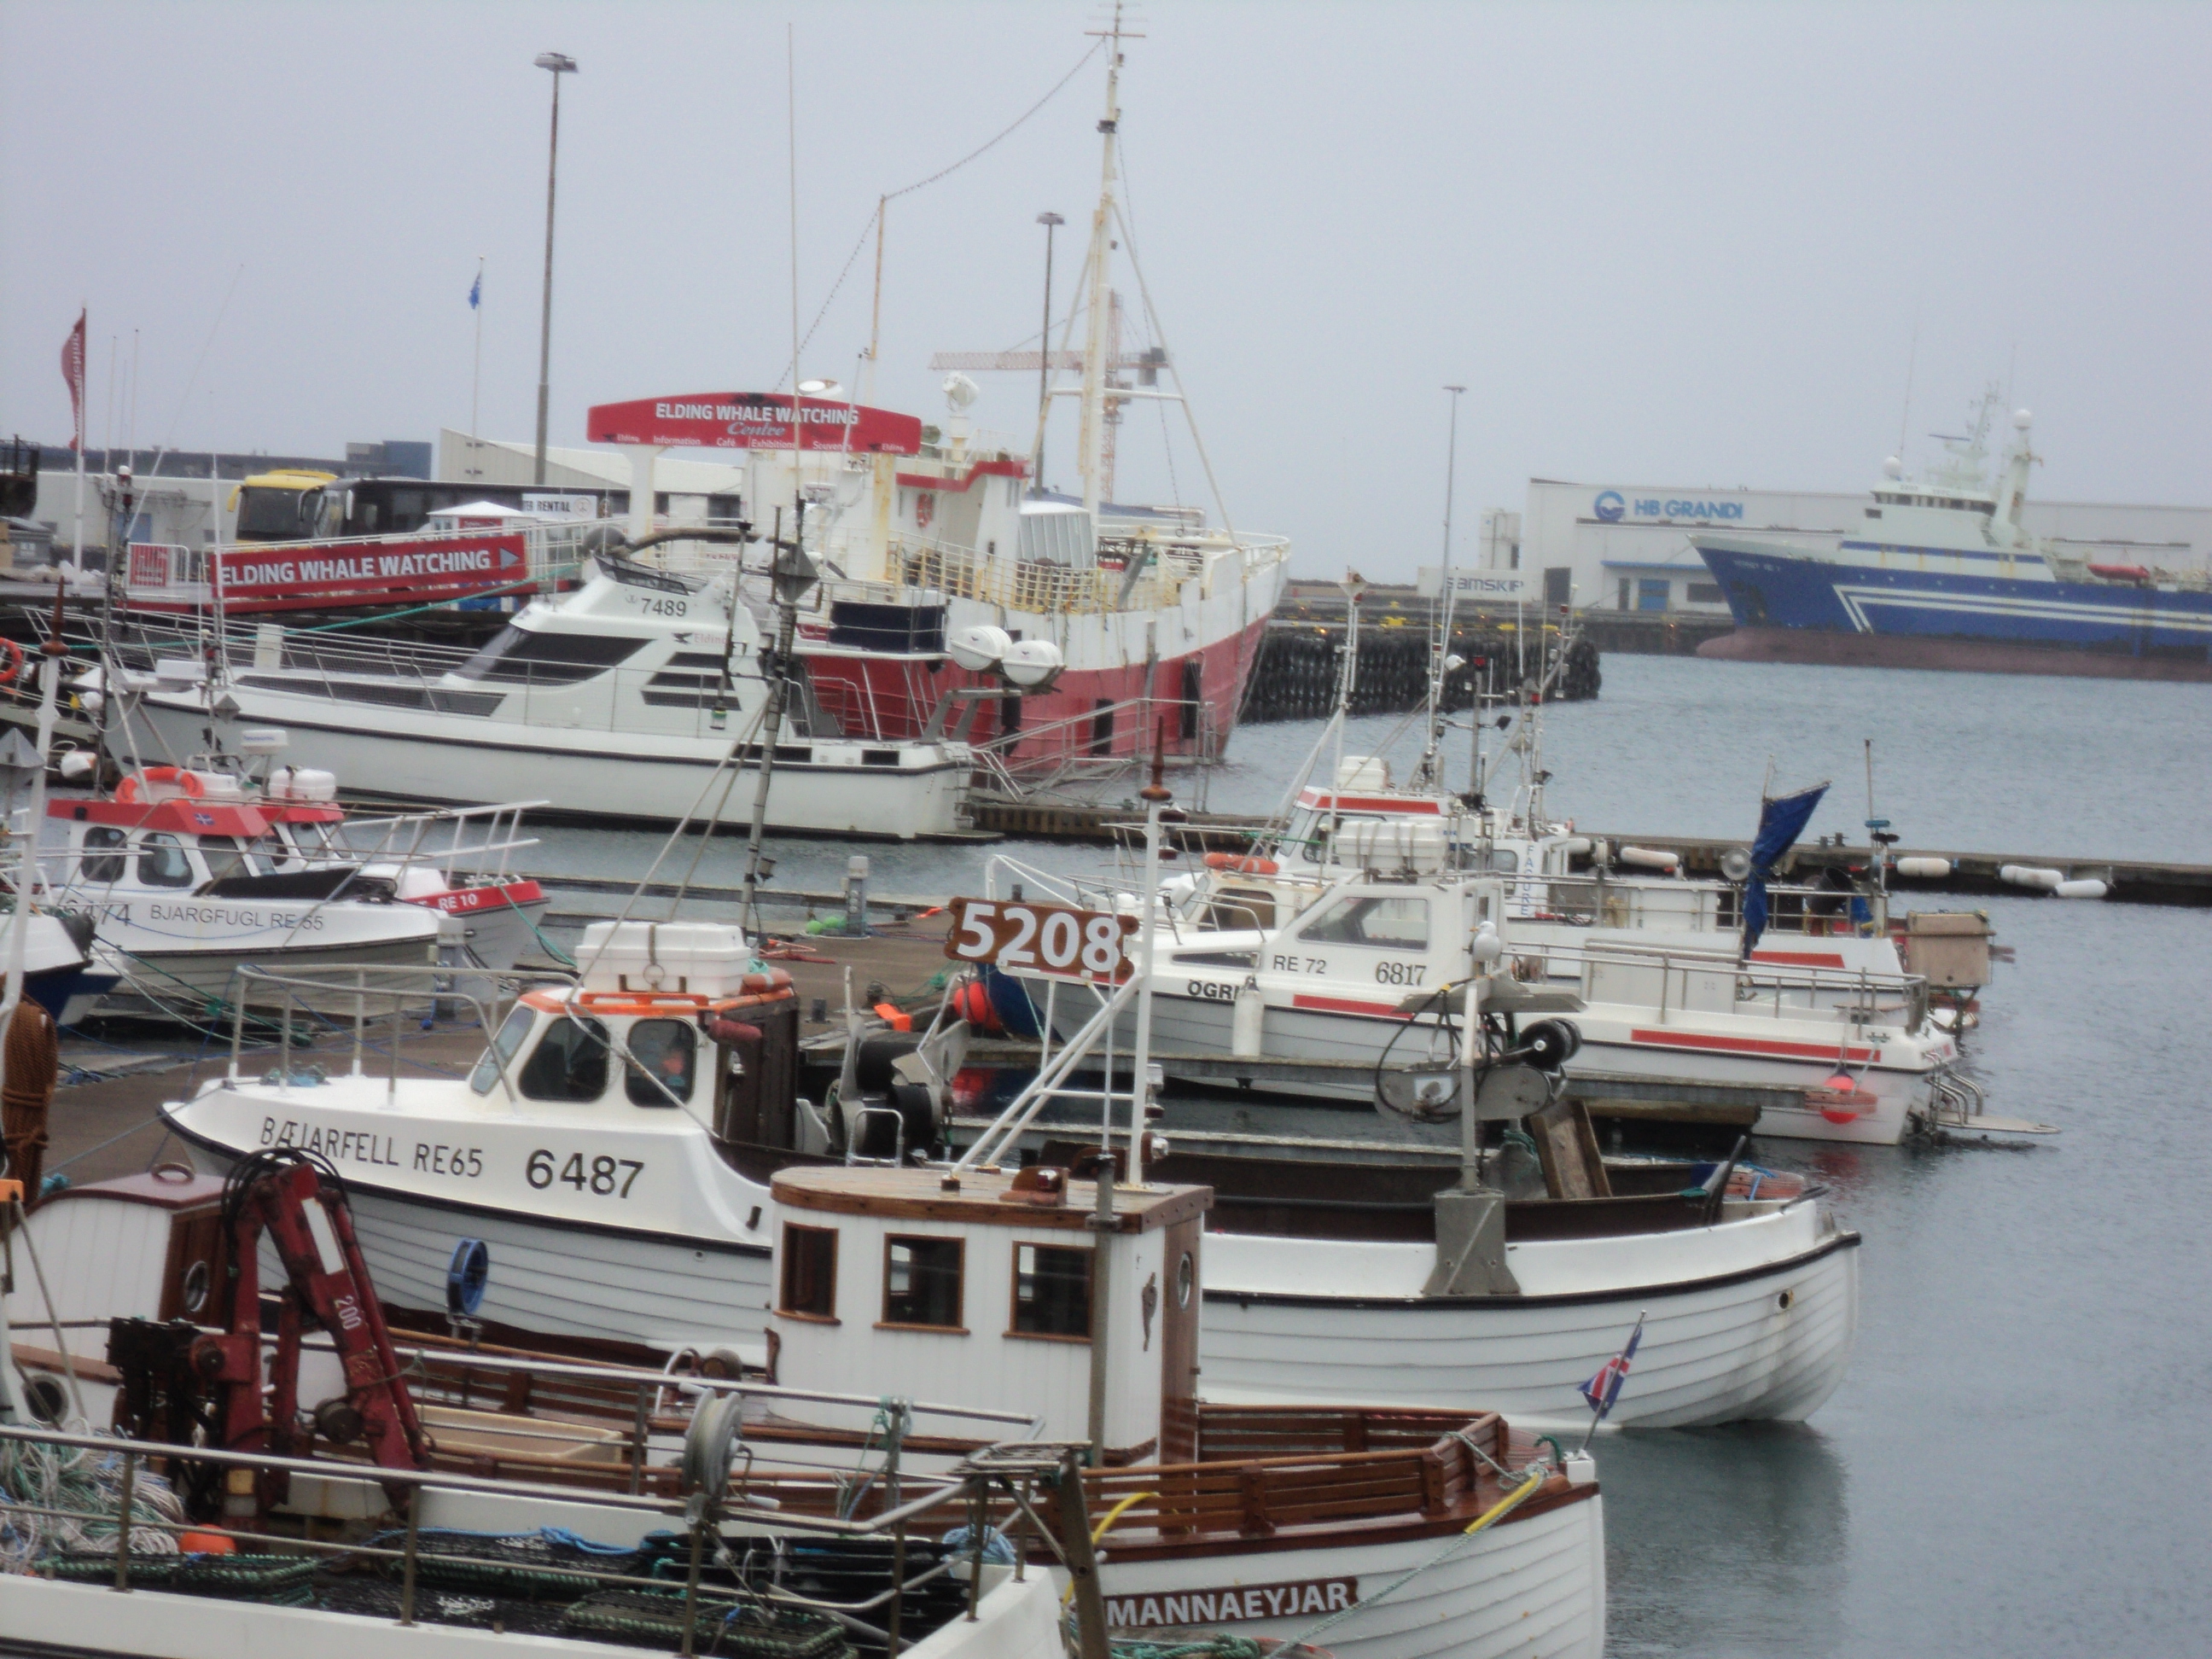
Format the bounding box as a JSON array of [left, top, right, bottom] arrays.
[[1076, 3, 1138, 531], [1415, 385, 1467, 789]]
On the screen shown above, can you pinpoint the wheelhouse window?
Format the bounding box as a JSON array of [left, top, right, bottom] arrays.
[[1298, 894, 1432, 951], [518, 1015, 611, 1102], [136, 833, 194, 888], [80, 826, 126, 883], [623, 1019, 696, 1107], [1010, 1243, 1091, 1339], [452, 626, 646, 686], [198, 836, 256, 883], [469, 1005, 537, 1096], [779, 1225, 838, 1319], [882, 1235, 964, 1330]]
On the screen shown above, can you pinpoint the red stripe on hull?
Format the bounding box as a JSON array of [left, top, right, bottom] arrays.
[[1291, 992, 1414, 1020], [1697, 626, 2212, 684], [1630, 1027, 1878, 1063]]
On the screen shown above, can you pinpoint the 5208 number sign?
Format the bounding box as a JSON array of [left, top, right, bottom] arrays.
[[943, 898, 1138, 984]]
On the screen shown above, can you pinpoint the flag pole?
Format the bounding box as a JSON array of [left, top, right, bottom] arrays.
[[470, 256, 485, 450], [67, 306, 86, 573]]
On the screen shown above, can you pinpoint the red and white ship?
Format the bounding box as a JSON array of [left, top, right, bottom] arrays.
[[590, 31, 1289, 772]]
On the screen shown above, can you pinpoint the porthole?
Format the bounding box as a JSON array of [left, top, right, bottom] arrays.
[[1175, 1251, 1194, 1308], [1776, 1289, 1794, 1312]]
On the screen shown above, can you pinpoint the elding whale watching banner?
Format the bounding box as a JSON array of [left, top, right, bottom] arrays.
[[586, 392, 923, 455], [128, 533, 529, 614]]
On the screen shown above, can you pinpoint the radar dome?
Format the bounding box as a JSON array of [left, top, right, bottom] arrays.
[[1882, 457, 1904, 479], [942, 373, 981, 413], [2013, 408, 2033, 429]]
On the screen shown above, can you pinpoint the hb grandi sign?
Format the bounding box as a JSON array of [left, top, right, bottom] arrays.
[[1592, 490, 1745, 524], [587, 393, 923, 456]]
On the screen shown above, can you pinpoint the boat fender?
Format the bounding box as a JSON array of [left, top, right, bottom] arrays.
[[1816, 1072, 1869, 1124], [951, 978, 1004, 1033], [1999, 864, 2064, 891], [1231, 976, 1266, 1059], [1894, 857, 1952, 879], [737, 969, 793, 994], [702, 1015, 763, 1049], [1617, 845, 1679, 873], [2053, 878, 2109, 901], [114, 765, 205, 805], [445, 1239, 489, 1318], [1203, 852, 1279, 875]]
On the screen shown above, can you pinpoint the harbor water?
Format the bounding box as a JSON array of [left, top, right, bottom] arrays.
[[526, 655, 2209, 1657]]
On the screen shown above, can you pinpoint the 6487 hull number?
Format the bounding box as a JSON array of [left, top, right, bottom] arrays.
[[527, 1149, 644, 1197]]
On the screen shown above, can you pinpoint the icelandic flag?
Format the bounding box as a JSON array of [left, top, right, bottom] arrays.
[[468, 270, 482, 310], [1580, 1315, 1645, 1421], [1740, 782, 1829, 958]]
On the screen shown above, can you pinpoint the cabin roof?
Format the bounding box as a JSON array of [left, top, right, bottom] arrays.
[[772, 1165, 1210, 1234], [38, 1169, 225, 1211], [49, 798, 272, 835]]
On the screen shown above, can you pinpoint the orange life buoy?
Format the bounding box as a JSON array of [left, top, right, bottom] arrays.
[[1203, 852, 1279, 875], [0, 640, 22, 686], [114, 765, 205, 806]]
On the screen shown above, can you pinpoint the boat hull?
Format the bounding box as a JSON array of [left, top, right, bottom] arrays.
[[1200, 1210, 1860, 1429], [1089, 1493, 1604, 1659], [122, 691, 973, 838], [1694, 538, 2212, 682], [1040, 980, 1936, 1144], [803, 597, 1280, 762]]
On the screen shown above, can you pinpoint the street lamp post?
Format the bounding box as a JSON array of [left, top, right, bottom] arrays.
[[1033, 211, 1063, 495], [533, 51, 578, 489]]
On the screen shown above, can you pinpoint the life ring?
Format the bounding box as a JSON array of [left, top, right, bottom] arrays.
[[1203, 852, 1279, 876], [916, 492, 935, 529], [114, 765, 205, 806], [0, 640, 21, 686]]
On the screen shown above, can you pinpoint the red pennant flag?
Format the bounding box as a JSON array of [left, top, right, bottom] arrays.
[[60, 309, 86, 452]]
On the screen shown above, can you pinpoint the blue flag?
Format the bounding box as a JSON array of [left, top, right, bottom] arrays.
[[468, 271, 482, 310], [1740, 782, 1828, 958]]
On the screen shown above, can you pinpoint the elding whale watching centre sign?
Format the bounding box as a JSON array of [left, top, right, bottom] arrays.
[[586, 392, 923, 455]]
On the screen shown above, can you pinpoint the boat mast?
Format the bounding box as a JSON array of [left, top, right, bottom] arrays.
[[1074, 4, 1132, 537], [1414, 385, 1466, 791]]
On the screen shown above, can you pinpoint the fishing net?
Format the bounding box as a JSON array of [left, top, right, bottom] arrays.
[[562, 1587, 854, 1659], [39, 1551, 316, 1605], [356, 1524, 648, 1601], [0, 1438, 185, 1572]]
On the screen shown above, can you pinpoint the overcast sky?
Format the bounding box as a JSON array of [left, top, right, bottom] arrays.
[[4, 1, 2206, 579]]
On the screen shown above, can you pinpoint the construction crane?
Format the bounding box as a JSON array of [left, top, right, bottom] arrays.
[[929, 293, 1167, 504]]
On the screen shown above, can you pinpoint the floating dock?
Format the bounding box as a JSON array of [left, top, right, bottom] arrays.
[[958, 801, 2209, 906]]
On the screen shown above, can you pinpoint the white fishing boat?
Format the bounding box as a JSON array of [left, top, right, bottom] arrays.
[[40, 764, 451, 1010], [104, 550, 975, 838], [4, 1154, 1604, 1659], [1018, 864, 1964, 1145]]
